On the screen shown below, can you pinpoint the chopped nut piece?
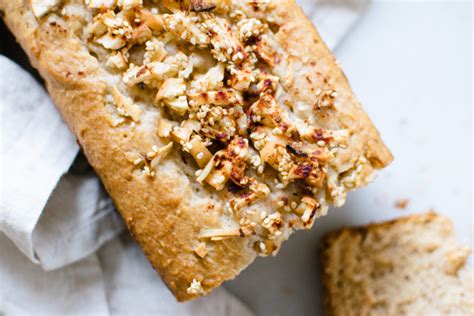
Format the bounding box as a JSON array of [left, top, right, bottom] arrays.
[[87, 18, 108, 37], [156, 78, 187, 101], [206, 167, 230, 190], [295, 196, 319, 227], [107, 51, 128, 70], [190, 0, 216, 12], [112, 86, 143, 121], [157, 119, 176, 138], [150, 142, 173, 169], [119, 0, 143, 10], [190, 63, 225, 92], [258, 137, 286, 170], [163, 0, 229, 13], [255, 239, 276, 257], [230, 179, 270, 211], [229, 71, 254, 91], [248, 92, 295, 133], [163, 12, 210, 46], [196, 136, 250, 190], [204, 16, 247, 64], [170, 120, 200, 144], [90, 10, 134, 50], [144, 38, 167, 64], [253, 34, 280, 66], [188, 136, 213, 168], [97, 32, 127, 50], [125, 151, 143, 165], [196, 157, 216, 184], [239, 225, 254, 236], [123, 53, 190, 87], [198, 228, 241, 240], [138, 10, 165, 32], [395, 198, 410, 209], [186, 279, 204, 295], [163, 96, 189, 116], [194, 242, 208, 258], [85, 0, 116, 9], [187, 89, 243, 107], [130, 23, 152, 45], [300, 128, 349, 148]]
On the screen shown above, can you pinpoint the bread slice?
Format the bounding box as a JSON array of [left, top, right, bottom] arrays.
[[0, 0, 392, 300], [320, 212, 473, 316]]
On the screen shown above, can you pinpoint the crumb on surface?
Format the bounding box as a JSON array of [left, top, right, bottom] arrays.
[[395, 198, 409, 209]]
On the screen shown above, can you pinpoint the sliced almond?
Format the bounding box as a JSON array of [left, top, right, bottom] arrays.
[[157, 119, 176, 138], [97, 33, 127, 50], [163, 96, 189, 116], [156, 78, 187, 101], [205, 167, 229, 191], [198, 228, 241, 239], [188, 136, 212, 168], [150, 142, 173, 169], [139, 9, 165, 32], [112, 86, 142, 121], [194, 242, 208, 258]]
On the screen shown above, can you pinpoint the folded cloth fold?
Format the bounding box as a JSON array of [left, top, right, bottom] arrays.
[[0, 233, 254, 316], [0, 234, 110, 315], [33, 173, 125, 270], [0, 56, 122, 270]]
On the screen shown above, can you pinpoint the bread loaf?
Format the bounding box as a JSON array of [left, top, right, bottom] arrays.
[[0, 0, 392, 300]]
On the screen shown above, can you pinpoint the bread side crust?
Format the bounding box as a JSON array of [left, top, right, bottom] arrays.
[[1, 0, 392, 301]]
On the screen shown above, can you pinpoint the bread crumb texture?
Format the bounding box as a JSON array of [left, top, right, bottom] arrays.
[[321, 212, 474, 316]]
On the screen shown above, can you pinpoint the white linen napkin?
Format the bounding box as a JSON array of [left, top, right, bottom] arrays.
[[0, 56, 124, 270], [0, 233, 254, 316], [0, 1, 369, 314], [0, 234, 110, 315]]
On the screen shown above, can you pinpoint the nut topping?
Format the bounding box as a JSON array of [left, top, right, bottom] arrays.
[[82, 2, 358, 256]]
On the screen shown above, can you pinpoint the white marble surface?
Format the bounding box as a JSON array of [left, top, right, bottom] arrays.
[[225, 2, 473, 315]]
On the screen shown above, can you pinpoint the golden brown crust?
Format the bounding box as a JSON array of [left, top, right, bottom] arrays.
[[1, 0, 391, 301], [270, 2, 392, 168]]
